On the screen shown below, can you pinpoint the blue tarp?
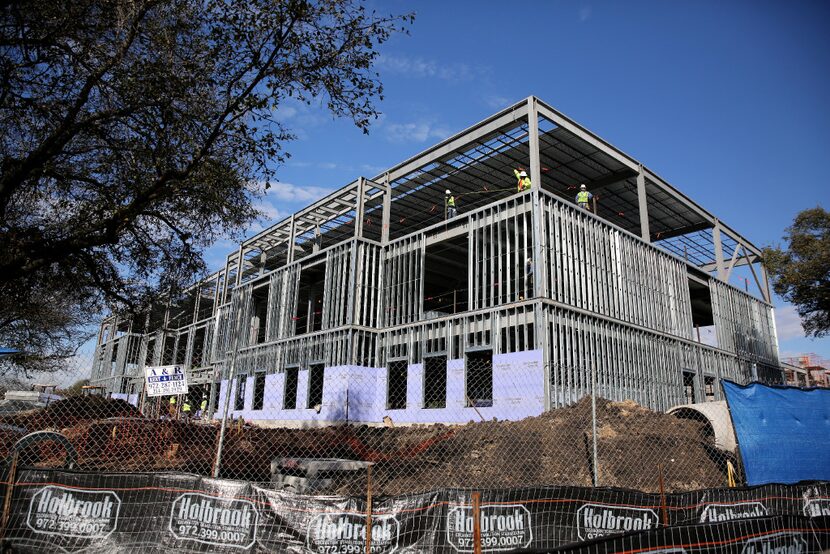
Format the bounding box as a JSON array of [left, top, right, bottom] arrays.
[[723, 380, 830, 485]]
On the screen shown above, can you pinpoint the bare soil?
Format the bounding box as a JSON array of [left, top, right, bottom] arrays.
[[0, 396, 731, 495]]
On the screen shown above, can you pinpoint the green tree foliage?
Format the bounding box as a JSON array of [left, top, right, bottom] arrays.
[[0, 0, 412, 375], [762, 207, 830, 338]]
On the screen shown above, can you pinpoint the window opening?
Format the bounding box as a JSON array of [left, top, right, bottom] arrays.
[[682, 370, 697, 404], [387, 360, 408, 410], [688, 276, 716, 346], [295, 263, 326, 335], [423, 234, 468, 316], [284, 367, 299, 409], [251, 286, 268, 344], [235, 375, 247, 411], [253, 372, 266, 410], [308, 363, 325, 408], [191, 327, 206, 368], [466, 350, 493, 407], [424, 355, 447, 409], [704, 375, 716, 402]]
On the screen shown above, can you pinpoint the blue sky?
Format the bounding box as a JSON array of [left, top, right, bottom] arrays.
[[207, 0, 830, 360]]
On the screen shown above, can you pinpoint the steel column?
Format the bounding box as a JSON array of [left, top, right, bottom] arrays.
[[636, 165, 650, 242]]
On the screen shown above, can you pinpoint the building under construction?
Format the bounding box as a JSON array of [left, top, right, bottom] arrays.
[[90, 97, 782, 424]]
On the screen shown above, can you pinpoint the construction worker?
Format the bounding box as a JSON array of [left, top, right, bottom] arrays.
[[168, 395, 176, 418], [576, 184, 593, 210], [199, 396, 208, 419], [445, 189, 457, 219], [182, 398, 192, 420], [514, 169, 532, 193], [525, 257, 534, 298]]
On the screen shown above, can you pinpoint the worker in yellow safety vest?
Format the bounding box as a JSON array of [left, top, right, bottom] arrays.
[[182, 400, 192, 419], [199, 396, 208, 418], [168, 395, 176, 418], [445, 189, 457, 220], [575, 184, 593, 210], [514, 169, 532, 192]]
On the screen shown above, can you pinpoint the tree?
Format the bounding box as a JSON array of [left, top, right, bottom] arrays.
[[762, 207, 830, 338], [0, 0, 412, 375]]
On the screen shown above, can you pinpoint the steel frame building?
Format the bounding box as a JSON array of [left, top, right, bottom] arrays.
[[90, 97, 781, 420]]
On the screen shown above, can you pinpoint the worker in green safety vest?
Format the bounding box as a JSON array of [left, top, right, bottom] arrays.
[[575, 184, 593, 210], [445, 189, 457, 220], [514, 169, 531, 193], [182, 399, 192, 419], [199, 396, 208, 419], [168, 395, 177, 418]]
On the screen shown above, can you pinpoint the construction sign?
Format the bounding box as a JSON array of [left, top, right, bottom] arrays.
[[144, 365, 189, 397]]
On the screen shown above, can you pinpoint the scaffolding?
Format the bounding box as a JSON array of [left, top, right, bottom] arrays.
[[90, 96, 781, 416]]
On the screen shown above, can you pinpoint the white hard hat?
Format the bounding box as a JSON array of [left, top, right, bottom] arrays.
[[526, 258, 532, 264], [519, 170, 528, 177], [580, 184, 587, 189], [445, 189, 451, 195]]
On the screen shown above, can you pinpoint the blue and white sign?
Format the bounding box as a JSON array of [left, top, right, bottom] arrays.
[[145, 365, 189, 397]]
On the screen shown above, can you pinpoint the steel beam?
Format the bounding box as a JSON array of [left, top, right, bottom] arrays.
[[385, 103, 530, 183], [725, 244, 743, 281], [535, 99, 639, 172], [760, 262, 772, 304]]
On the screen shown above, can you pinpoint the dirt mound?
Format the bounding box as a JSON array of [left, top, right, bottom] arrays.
[[2, 396, 731, 496], [216, 396, 728, 495], [0, 396, 142, 430]]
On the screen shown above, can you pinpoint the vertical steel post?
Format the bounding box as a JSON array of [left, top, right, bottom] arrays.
[[636, 165, 650, 242], [527, 97, 549, 411], [381, 173, 391, 244], [355, 177, 366, 238], [712, 219, 726, 281], [287, 214, 296, 264]]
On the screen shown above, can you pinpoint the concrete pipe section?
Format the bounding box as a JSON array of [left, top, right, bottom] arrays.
[[668, 401, 737, 454]]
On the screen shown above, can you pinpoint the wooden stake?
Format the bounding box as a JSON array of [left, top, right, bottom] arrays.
[[365, 464, 373, 554], [658, 463, 668, 526], [0, 452, 19, 539], [464, 393, 485, 422], [472, 492, 482, 554]]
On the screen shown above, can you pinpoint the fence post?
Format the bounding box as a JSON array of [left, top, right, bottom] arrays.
[[365, 464, 373, 554], [472, 491, 482, 554], [212, 305, 244, 478], [0, 451, 19, 539], [591, 363, 598, 487]]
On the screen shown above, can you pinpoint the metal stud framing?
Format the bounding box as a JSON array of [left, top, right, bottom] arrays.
[[91, 97, 782, 410]]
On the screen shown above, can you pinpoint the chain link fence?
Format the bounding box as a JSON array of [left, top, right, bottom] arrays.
[[3, 346, 827, 552], [0, 351, 747, 496]]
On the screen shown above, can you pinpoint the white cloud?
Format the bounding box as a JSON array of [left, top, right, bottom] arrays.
[[384, 120, 452, 143], [775, 304, 805, 341], [579, 6, 592, 22], [264, 181, 334, 204], [272, 97, 332, 138], [360, 163, 387, 176], [375, 54, 485, 83], [483, 95, 513, 110]]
